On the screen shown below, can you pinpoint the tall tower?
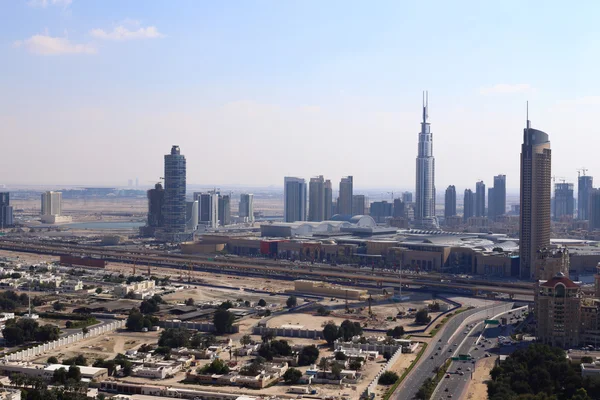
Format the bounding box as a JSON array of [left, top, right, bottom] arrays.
[[444, 185, 456, 218], [415, 91, 438, 228], [519, 107, 552, 279], [163, 145, 187, 241], [578, 174, 593, 220], [308, 176, 325, 222], [475, 181, 486, 217], [338, 176, 353, 216], [324, 180, 333, 220], [554, 182, 574, 220], [463, 189, 475, 222], [239, 194, 254, 223], [489, 174, 506, 220], [284, 177, 307, 222]]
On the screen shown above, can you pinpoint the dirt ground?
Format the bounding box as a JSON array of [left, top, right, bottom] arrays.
[[373, 345, 420, 399], [463, 354, 496, 400]]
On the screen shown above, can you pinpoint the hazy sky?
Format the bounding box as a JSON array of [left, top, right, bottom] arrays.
[[2, 1, 599, 192]]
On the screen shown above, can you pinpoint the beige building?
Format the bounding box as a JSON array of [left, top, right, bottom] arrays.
[[294, 280, 367, 300], [535, 274, 581, 348], [114, 280, 156, 298]]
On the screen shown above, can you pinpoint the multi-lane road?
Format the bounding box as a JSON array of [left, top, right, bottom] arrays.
[[392, 302, 515, 400]]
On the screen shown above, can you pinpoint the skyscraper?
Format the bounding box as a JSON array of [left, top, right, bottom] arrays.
[[370, 201, 392, 223], [444, 185, 456, 218], [40, 191, 70, 224], [338, 176, 353, 216], [589, 189, 600, 230], [352, 195, 367, 215], [186, 200, 199, 231], [147, 183, 165, 227], [488, 175, 506, 220], [475, 181, 486, 217], [415, 91, 437, 228], [393, 198, 405, 218], [284, 177, 307, 222], [0, 193, 13, 228], [239, 194, 254, 223], [578, 175, 593, 220], [308, 176, 325, 222], [554, 182, 574, 220], [218, 194, 231, 226], [324, 180, 333, 221], [463, 189, 475, 222], [519, 112, 551, 279], [402, 192, 413, 203], [194, 192, 219, 228], [163, 145, 188, 241]]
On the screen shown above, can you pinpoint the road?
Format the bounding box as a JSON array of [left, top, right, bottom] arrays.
[[391, 302, 515, 400], [432, 305, 527, 400]]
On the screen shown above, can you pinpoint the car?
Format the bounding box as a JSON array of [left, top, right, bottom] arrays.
[[439, 339, 442, 342], [438, 347, 442, 350], [457, 367, 462, 370], [431, 356, 434, 359], [449, 349, 453, 352], [467, 368, 471, 371], [475, 347, 479, 350], [445, 374, 450, 378], [445, 388, 449, 392], [454, 343, 458, 346], [448, 395, 453, 398], [485, 353, 491, 357], [435, 352, 438, 356], [459, 371, 465, 376]]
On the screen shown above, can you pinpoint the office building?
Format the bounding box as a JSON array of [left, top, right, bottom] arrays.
[[338, 176, 353, 216], [308, 176, 325, 222], [589, 189, 600, 231], [370, 201, 393, 223], [535, 273, 581, 348], [519, 113, 551, 279], [463, 189, 475, 222], [402, 192, 413, 203], [218, 194, 231, 226], [554, 182, 574, 220], [414, 91, 437, 228], [239, 194, 254, 223], [444, 185, 456, 218], [578, 175, 593, 220], [194, 192, 219, 228], [352, 195, 367, 215], [162, 145, 188, 241], [393, 198, 405, 218], [0, 193, 13, 228], [186, 201, 199, 231], [40, 191, 70, 224], [489, 174, 507, 220], [284, 177, 307, 222], [324, 180, 333, 221], [475, 181, 486, 217], [488, 187, 495, 221], [140, 183, 165, 237]]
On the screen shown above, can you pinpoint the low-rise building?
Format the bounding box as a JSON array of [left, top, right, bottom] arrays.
[[114, 280, 156, 299]]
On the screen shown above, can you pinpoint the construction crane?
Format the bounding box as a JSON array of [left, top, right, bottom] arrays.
[[577, 168, 589, 178], [386, 192, 395, 201]]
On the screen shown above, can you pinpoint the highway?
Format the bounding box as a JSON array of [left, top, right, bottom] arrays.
[[0, 239, 534, 297], [391, 302, 515, 400], [432, 305, 527, 399]]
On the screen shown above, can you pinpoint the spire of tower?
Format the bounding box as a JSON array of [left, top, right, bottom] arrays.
[[422, 90, 429, 123], [526, 101, 531, 129]]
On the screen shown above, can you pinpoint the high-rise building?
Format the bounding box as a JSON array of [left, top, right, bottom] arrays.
[[218, 194, 231, 226], [590, 189, 600, 231], [284, 177, 307, 222], [393, 198, 405, 218], [463, 189, 475, 222], [475, 181, 486, 217], [578, 175, 593, 220], [519, 114, 551, 279], [338, 176, 353, 216], [308, 176, 325, 222], [444, 185, 456, 218], [352, 195, 367, 215], [40, 191, 70, 224], [402, 192, 413, 203], [0, 193, 13, 228], [162, 145, 188, 241], [415, 91, 437, 228], [194, 192, 219, 228], [147, 183, 165, 227], [489, 175, 507, 220], [554, 182, 574, 220], [186, 200, 199, 231], [324, 180, 333, 221], [239, 194, 254, 223], [370, 201, 392, 223]]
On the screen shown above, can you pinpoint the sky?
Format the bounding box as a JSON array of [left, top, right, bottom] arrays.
[[1, 1, 599, 192]]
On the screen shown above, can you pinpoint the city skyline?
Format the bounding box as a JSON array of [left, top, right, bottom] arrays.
[[2, 2, 600, 189]]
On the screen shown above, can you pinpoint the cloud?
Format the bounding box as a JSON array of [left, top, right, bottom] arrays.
[[479, 83, 534, 95], [13, 34, 96, 55], [27, 0, 72, 8], [90, 25, 165, 41]]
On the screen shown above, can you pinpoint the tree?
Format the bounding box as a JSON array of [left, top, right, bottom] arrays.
[[323, 322, 339, 345], [125, 309, 144, 331], [240, 334, 252, 346], [53, 302, 66, 311], [47, 356, 59, 364], [82, 327, 89, 335], [318, 357, 329, 372], [213, 309, 235, 334], [52, 367, 68, 384], [335, 352, 347, 361], [258, 339, 292, 361], [298, 345, 320, 366], [415, 309, 431, 325], [158, 328, 192, 348], [35, 324, 60, 342], [198, 358, 229, 374], [219, 300, 234, 310], [283, 368, 302, 384], [379, 371, 399, 385], [63, 354, 87, 366], [67, 365, 82, 382], [139, 297, 161, 314], [339, 319, 363, 341], [386, 326, 405, 338], [261, 331, 276, 343], [581, 356, 594, 364], [257, 299, 267, 307], [330, 363, 342, 379], [316, 305, 330, 316], [95, 287, 103, 294], [349, 360, 362, 371], [185, 298, 195, 306], [286, 296, 297, 308], [65, 320, 73, 329]]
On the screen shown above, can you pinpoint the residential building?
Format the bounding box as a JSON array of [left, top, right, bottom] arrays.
[[218, 194, 231, 226], [393, 199, 405, 218], [444, 185, 456, 218], [324, 180, 333, 220], [338, 176, 353, 216], [489, 174, 507, 220], [590, 189, 600, 231], [239, 194, 254, 223], [578, 175, 593, 220], [554, 182, 575, 220], [402, 192, 413, 203], [475, 181, 486, 217], [352, 194, 367, 215], [162, 145, 188, 241], [40, 191, 70, 224], [147, 183, 165, 228], [414, 91, 438, 229], [308, 176, 325, 222], [519, 115, 551, 279], [370, 201, 392, 223], [284, 177, 307, 222], [463, 189, 475, 222], [0, 193, 13, 228], [186, 201, 199, 231], [194, 192, 219, 228]]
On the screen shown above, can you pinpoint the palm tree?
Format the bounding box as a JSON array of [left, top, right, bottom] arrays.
[[318, 357, 329, 373]]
